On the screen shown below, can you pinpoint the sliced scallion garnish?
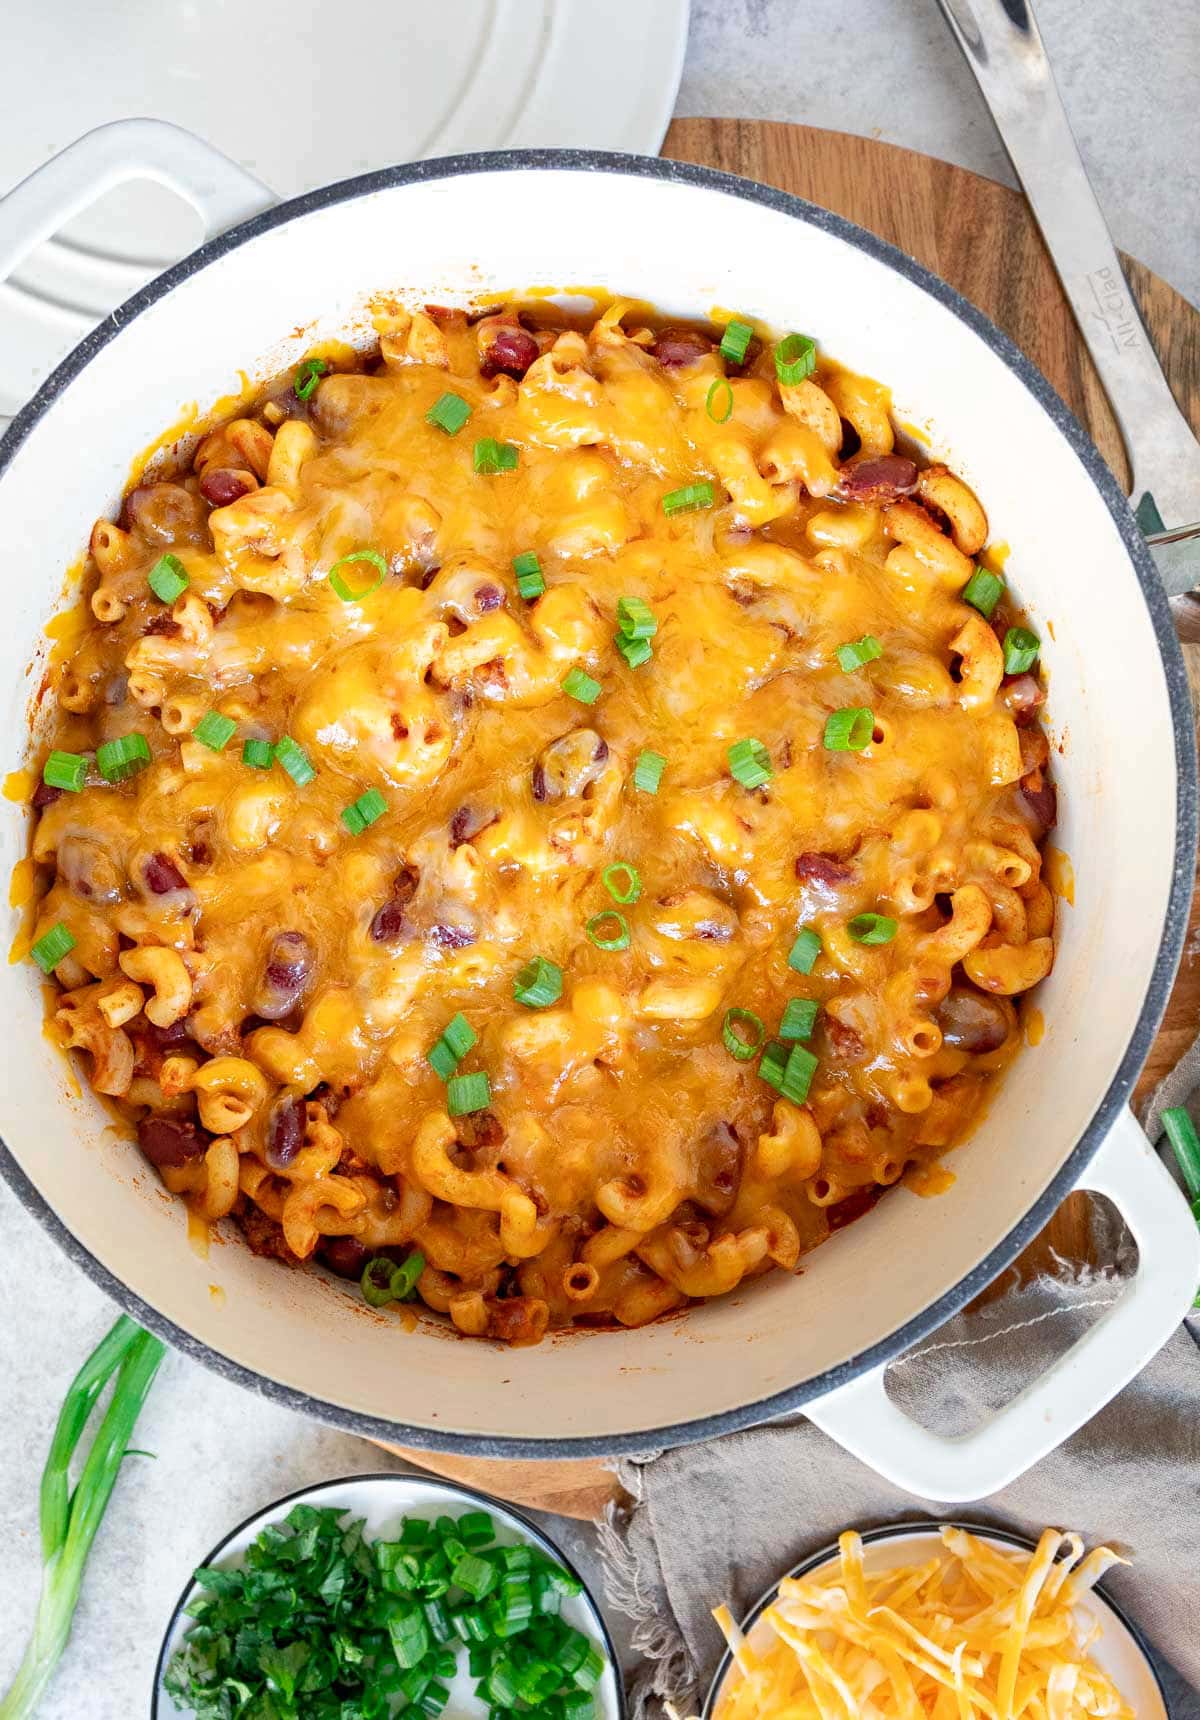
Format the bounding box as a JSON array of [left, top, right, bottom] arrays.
[[774, 332, 817, 386], [723, 1007, 765, 1062], [473, 438, 519, 474], [823, 707, 875, 752], [585, 910, 630, 952], [1003, 626, 1040, 675], [633, 749, 666, 794], [96, 732, 151, 784], [779, 997, 819, 1041], [562, 667, 601, 705], [662, 480, 715, 517], [30, 922, 76, 975], [719, 319, 754, 365], [425, 392, 472, 435], [513, 955, 563, 1009], [328, 549, 387, 603], [728, 737, 772, 789], [602, 861, 641, 905], [835, 635, 883, 673], [147, 553, 189, 605], [962, 567, 1005, 618], [192, 711, 236, 752], [42, 751, 87, 793], [848, 912, 897, 945], [272, 735, 316, 787], [447, 1070, 491, 1117], [293, 358, 328, 401]]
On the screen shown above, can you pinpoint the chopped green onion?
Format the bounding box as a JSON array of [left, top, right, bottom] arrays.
[[426, 391, 473, 435], [513, 552, 545, 600], [562, 667, 601, 705], [962, 566, 1005, 618], [96, 732, 151, 784], [452, 1552, 498, 1600], [272, 735, 315, 786], [474, 438, 519, 474], [835, 635, 883, 673], [719, 319, 754, 364], [42, 751, 87, 793], [774, 333, 817, 386], [447, 1071, 491, 1117], [616, 633, 653, 669], [147, 553, 189, 604], [570, 1643, 606, 1692], [361, 1256, 399, 1307], [759, 1039, 789, 1092], [562, 1689, 594, 1720], [513, 955, 563, 1009], [788, 927, 822, 974], [457, 1510, 494, 1548], [779, 1044, 818, 1105], [848, 911, 897, 945], [241, 737, 273, 770], [823, 707, 875, 752], [1003, 626, 1040, 675], [388, 1602, 431, 1669], [706, 377, 734, 423], [633, 749, 666, 794], [602, 862, 642, 905], [723, 1007, 765, 1061], [341, 786, 388, 833], [585, 910, 630, 952], [662, 480, 715, 516], [728, 737, 773, 788], [192, 711, 236, 752], [293, 358, 328, 401], [30, 922, 76, 975], [427, 1013, 477, 1079], [328, 549, 388, 602], [780, 997, 819, 1041], [390, 1251, 426, 1300], [616, 596, 657, 640]]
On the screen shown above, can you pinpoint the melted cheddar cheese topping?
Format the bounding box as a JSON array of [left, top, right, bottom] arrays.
[[25, 299, 1056, 1344]]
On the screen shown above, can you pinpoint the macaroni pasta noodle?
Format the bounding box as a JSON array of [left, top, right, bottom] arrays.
[[24, 299, 1057, 1344]]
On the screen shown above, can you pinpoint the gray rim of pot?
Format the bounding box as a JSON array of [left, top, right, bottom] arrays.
[[149, 1469, 627, 1718], [700, 1519, 1170, 1718], [0, 148, 1195, 1459]]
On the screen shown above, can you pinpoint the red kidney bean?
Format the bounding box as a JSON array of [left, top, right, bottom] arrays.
[[430, 922, 475, 949], [253, 931, 314, 1020], [124, 481, 207, 544], [1020, 768, 1058, 836], [266, 1094, 306, 1169], [370, 867, 419, 943], [141, 852, 189, 896], [200, 467, 256, 507], [534, 728, 608, 800], [481, 326, 540, 380], [31, 781, 62, 809], [318, 1235, 369, 1279], [58, 835, 124, 906], [935, 985, 1012, 1053], [692, 1122, 742, 1217], [835, 454, 919, 504], [795, 851, 854, 886], [143, 1018, 192, 1052], [138, 1116, 209, 1169], [449, 804, 499, 848], [1003, 673, 1046, 727], [474, 583, 504, 612], [651, 327, 713, 368]]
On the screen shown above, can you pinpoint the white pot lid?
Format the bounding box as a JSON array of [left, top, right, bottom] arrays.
[[0, 0, 690, 417]]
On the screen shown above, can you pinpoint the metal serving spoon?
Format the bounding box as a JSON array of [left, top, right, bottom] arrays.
[[935, 0, 1200, 597]]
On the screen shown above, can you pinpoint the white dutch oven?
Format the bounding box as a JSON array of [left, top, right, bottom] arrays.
[[1, 122, 1197, 1502]]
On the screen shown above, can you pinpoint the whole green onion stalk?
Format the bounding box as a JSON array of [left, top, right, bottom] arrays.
[[0, 1316, 165, 1718]]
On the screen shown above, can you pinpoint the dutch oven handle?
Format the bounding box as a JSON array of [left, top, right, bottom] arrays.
[[0, 119, 274, 286], [806, 1106, 1200, 1501]]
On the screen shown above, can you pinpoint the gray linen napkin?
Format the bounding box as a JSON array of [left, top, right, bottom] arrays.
[[598, 1134, 1200, 1719]]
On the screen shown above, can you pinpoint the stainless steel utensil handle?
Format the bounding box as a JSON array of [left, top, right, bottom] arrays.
[[935, 0, 1200, 577]]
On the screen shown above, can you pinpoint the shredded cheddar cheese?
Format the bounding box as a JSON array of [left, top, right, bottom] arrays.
[[712, 1528, 1133, 1720]]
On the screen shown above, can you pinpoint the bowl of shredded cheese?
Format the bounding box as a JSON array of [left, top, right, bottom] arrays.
[[703, 1522, 1166, 1720]]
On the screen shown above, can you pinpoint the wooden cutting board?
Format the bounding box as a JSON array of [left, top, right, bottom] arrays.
[[379, 119, 1200, 1519]]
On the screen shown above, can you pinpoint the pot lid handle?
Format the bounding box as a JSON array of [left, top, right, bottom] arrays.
[[0, 118, 275, 290]]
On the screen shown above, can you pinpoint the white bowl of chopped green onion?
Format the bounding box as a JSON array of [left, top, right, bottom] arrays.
[[152, 1472, 624, 1720]]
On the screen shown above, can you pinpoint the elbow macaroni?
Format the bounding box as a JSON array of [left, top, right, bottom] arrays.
[[25, 298, 1057, 1344]]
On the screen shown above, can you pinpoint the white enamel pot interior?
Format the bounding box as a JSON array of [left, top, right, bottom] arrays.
[[0, 131, 1196, 1497]]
